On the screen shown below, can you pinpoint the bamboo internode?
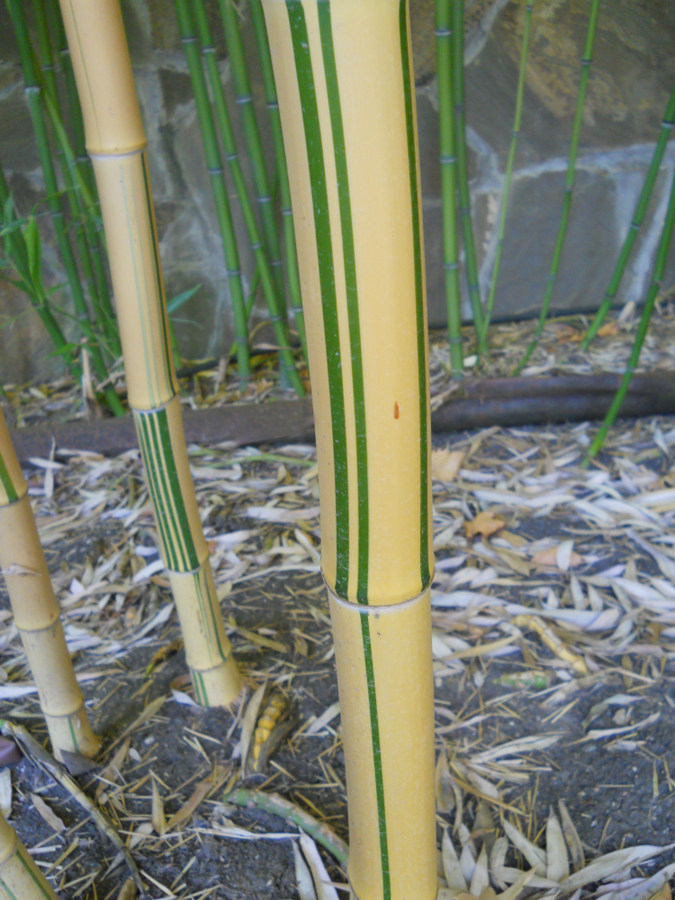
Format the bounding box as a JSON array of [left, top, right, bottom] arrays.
[[58, 0, 240, 705], [0, 408, 99, 761], [262, 1, 437, 895], [0, 813, 59, 899]]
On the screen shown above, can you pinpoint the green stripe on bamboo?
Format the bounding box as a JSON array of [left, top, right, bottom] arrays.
[[480, 0, 533, 352], [316, 4, 369, 604], [286, 0, 350, 596], [400, 0, 432, 589], [514, 0, 601, 374], [585, 159, 675, 462], [0, 815, 58, 900], [452, 0, 484, 338], [582, 77, 675, 349], [435, 0, 464, 378]]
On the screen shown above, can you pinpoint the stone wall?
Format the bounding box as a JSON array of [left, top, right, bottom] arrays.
[[1, 0, 674, 382]]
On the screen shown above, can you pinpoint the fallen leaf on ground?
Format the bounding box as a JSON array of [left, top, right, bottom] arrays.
[[531, 543, 582, 570], [432, 449, 466, 482], [466, 511, 505, 539]]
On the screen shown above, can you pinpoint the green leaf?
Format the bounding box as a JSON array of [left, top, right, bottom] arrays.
[[23, 216, 42, 284], [167, 283, 201, 314]]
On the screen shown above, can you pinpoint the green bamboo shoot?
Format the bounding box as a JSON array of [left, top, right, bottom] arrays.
[[262, 2, 436, 897], [58, 0, 241, 706]]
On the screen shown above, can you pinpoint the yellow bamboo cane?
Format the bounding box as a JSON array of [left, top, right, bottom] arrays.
[[57, 0, 240, 706], [0, 407, 99, 761], [262, 2, 436, 897], [0, 812, 59, 899]]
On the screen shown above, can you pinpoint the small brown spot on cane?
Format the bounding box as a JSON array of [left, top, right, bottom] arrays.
[[394, 402, 400, 419]]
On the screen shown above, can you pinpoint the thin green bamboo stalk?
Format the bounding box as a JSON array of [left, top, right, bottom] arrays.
[[480, 0, 533, 352], [0, 166, 84, 384], [249, 0, 308, 363], [218, 0, 285, 302], [31, 0, 121, 360], [452, 0, 484, 340], [582, 78, 675, 350], [585, 162, 675, 463], [513, 0, 601, 375], [42, 0, 115, 339], [42, 0, 92, 187], [190, 0, 304, 395], [173, 0, 251, 385], [435, 0, 464, 379], [6, 0, 124, 415]]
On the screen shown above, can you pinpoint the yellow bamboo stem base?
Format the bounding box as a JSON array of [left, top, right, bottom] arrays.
[[168, 564, 241, 707], [0, 496, 99, 761], [0, 814, 59, 899], [329, 588, 436, 900]]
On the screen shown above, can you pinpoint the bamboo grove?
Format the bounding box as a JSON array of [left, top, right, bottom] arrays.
[[0, 2, 674, 899]]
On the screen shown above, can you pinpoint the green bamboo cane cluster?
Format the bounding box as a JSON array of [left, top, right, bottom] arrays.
[[513, 0, 601, 375], [174, 0, 304, 394], [249, 0, 308, 363], [582, 79, 675, 349], [435, 0, 464, 379], [585, 160, 675, 463], [4, 0, 124, 415], [480, 1, 533, 351]]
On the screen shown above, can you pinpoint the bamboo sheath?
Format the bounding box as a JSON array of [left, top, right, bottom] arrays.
[[58, 0, 240, 705], [262, 2, 436, 897], [0, 813, 59, 900], [0, 407, 99, 761]]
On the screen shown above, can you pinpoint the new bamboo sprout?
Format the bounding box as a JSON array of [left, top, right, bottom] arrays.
[[582, 78, 675, 349], [514, 0, 601, 374], [0, 813, 59, 900], [0, 407, 99, 761], [262, 2, 436, 897], [435, 0, 464, 378], [58, 0, 241, 706]]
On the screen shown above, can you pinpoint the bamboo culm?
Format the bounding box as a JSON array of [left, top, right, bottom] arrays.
[[187, 0, 304, 395], [58, 0, 241, 707], [0, 407, 99, 761], [513, 0, 601, 375], [262, 2, 436, 896], [480, 1, 533, 351], [582, 78, 675, 349], [0, 813, 59, 900], [435, 0, 464, 378], [173, 0, 251, 385], [452, 0, 484, 339], [249, 0, 308, 362], [585, 159, 675, 462]]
